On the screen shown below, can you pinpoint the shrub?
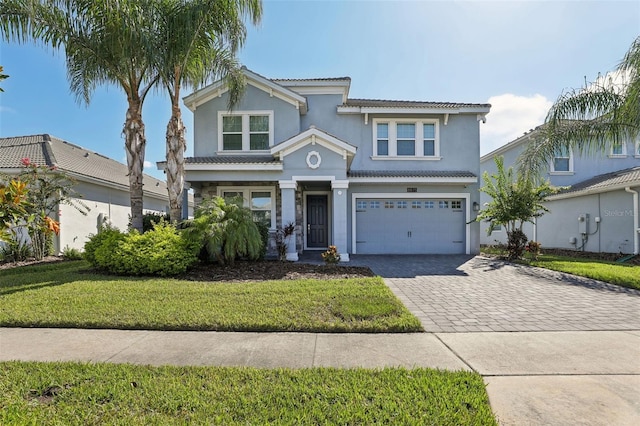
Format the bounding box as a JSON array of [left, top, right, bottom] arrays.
[[85, 222, 198, 276], [275, 222, 295, 261], [254, 221, 270, 260], [506, 229, 529, 260], [62, 245, 83, 260], [142, 212, 171, 233], [0, 237, 32, 262], [84, 225, 123, 265], [182, 197, 263, 265], [321, 245, 341, 264]]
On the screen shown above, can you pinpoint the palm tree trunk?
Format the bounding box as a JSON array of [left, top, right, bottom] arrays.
[[123, 96, 146, 232], [166, 98, 186, 222]]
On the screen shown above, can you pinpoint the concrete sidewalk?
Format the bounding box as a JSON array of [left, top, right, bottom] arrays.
[[1, 327, 639, 425]]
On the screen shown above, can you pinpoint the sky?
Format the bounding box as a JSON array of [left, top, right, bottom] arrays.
[[1, 0, 638, 180]]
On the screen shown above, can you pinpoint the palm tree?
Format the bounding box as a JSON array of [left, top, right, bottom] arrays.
[[0, 65, 9, 91], [153, 0, 261, 222], [520, 36, 640, 173], [1, 0, 157, 232]]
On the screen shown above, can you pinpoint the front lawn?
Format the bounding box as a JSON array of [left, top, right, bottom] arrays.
[[481, 247, 640, 290], [0, 261, 422, 332], [530, 255, 640, 290], [0, 361, 497, 425]]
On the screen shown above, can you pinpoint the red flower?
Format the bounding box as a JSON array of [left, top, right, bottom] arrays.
[[21, 157, 31, 166]]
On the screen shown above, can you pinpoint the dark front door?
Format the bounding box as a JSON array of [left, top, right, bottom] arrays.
[[307, 195, 328, 248]]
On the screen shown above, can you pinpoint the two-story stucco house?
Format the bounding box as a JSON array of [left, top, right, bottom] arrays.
[[180, 68, 490, 261], [480, 127, 640, 255]]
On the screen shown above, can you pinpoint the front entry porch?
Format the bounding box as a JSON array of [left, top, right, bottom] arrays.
[[279, 177, 349, 262]]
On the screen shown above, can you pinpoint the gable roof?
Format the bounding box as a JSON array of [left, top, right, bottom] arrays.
[[270, 126, 357, 160], [0, 134, 168, 199], [183, 67, 308, 113], [480, 126, 544, 163], [548, 167, 640, 200]]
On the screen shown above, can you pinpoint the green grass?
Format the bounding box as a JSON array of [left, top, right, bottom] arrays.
[[0, 361, 497, 425], [481, 247, 640, 290], [530, 255, 640, 290], [0, 261, 422, 332]]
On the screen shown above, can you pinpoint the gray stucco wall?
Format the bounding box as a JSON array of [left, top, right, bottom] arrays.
[[192, 84, 301, 156]]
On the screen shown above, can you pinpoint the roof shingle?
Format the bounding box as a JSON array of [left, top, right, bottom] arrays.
[[343, 98, 491, 109], [348, 170, 476, 178], [0, 134, 168, 198]]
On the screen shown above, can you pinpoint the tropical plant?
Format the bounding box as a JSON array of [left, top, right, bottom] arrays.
[[275, 222, 295, 261], [520, 36, 640, 173], [0, 176, 30, 243], [478, 156, 557, 260], [1, 0, 158, 232], [13, 157, 88, 259], [152, 0, 261, 222], [182, 196, 262, 265], [321, 245, 341, 265], [0, 65, 8, 91]]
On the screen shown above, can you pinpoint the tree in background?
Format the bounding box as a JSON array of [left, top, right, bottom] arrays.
[[478, 156, 556, 260], [1, 0, 158, 232], [0, 65, 8, 91], [520, 36, 639, 173], [153, 0, 261, 222]]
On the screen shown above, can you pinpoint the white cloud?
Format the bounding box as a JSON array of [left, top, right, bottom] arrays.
[[480, 93, 552, 156], [144, 160, 153, 169]]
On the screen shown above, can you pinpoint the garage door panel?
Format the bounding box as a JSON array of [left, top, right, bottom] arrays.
[[355, 198, 465, 254]]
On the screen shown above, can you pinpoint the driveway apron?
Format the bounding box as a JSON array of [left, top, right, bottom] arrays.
[[349, 254, 640, 333]]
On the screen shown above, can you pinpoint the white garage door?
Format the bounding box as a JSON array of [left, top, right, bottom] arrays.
[[355, 198, 466, 254]]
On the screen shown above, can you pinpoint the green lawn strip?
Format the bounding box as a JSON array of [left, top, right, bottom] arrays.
[[481, 249, 640, 290], [0, 361, 496, 425], [530, 255, 640, 290], [0, 261, 422, 332]]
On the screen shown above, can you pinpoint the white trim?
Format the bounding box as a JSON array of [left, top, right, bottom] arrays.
[[372, 118, 440, 159], [351, 192, 472, 255], [331, 180, 350, 189], [371, 156, 443, 161], [609, 141, 627, 157], [547, 181, 640, 201], [183, 68, 307, 113], [337, 105, 490, 115], [303, 191, 332, 250], [278, 180, 298, 190], [549, 148, 574, 175], [271, 127, 357, 158], [185, 163, 282, 171], [291, 175, 338, 182], [217, 186, 277, 229], [306, 151, 322, 169], [218, 111, 274, 152], [348, 176, 477, 184]]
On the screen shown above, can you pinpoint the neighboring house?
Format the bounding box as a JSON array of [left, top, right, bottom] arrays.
[[0, 134, 172, 253], [480, 127, 640, 254], [176, 68, 490, 261]]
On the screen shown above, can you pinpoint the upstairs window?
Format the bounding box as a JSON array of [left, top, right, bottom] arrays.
[[372, 119, 440, 159], [551, 147, 573, 174], [218, 111, 273, 152], [609, 141, 627, 157]]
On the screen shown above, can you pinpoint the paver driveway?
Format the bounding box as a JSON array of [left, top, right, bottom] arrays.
[[349, 255, 640, 333]]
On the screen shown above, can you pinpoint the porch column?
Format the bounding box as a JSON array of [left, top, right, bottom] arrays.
[[181, 183, 191, 220], [279, 180, 299, 261], [332, 180, 350, 262]]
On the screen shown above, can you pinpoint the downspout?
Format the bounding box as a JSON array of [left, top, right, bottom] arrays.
[[625, 187, 639, 255]]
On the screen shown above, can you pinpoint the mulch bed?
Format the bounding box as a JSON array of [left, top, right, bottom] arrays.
[[0, 256, 375, 281], [181, 260, 375, 282]]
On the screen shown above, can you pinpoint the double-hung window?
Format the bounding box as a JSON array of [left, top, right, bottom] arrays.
[[551, 147, 573, 174], [609, 141, 627, 157], [373, 119, 439, 158], [218, 111, 273, 152]]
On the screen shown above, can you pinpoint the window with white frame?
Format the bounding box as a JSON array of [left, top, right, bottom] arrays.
[[551, 147, 573, 173], [636, 138, 640, 157], [218, 111, 273, 152], [373, 119, 439, 158], [609, 141, 627, 157], [219, 187, 276, 228]]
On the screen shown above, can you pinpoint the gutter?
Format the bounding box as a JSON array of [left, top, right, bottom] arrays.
[[625, 187, 639, 255]]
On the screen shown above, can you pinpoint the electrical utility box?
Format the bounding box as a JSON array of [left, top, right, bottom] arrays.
[[578, 213, 589, 234]]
